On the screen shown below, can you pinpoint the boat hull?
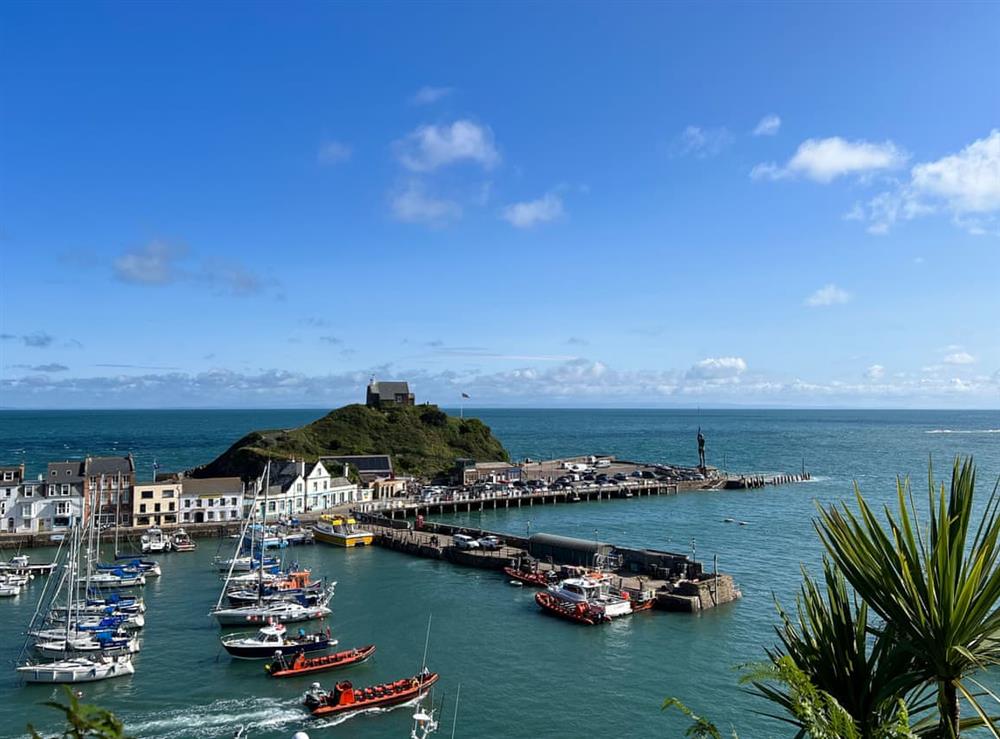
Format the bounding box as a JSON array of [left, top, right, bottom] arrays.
[[213, 604, 331, 626], [502, 566, 552, 587], [17, 656, 134, 683], [312, 529, 373, 547], [222, 636, 333, 660], [308, 672, 439, 717], [535, 591, 605, 625], [266, 644, 375, 678]]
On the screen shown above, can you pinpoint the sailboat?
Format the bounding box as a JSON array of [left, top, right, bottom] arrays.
[[213, 462, 336, 626], [17, 520, 136, 683]]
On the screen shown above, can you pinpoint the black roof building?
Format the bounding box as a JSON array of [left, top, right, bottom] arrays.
[[366, 380, 414, 408]]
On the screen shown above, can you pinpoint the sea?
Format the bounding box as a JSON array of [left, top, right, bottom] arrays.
[[1, 408, 999, 739]]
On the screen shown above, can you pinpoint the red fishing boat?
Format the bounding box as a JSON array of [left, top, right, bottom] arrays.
[[503, 566, 553, 587], [534, 591, 607, 625], [303, 669, 439, 717], [265, 644, 376, 678]]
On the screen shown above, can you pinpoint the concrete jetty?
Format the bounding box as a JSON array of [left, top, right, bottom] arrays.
[[359, 514, 742, 613]]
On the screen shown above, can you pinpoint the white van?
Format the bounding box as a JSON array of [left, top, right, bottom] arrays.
[[595, 459, 611, 468], [452, 534, 480, 550]]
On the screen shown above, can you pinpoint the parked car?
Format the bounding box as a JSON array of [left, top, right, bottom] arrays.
[[452, 534, 480, 550], [613, 473, 628, 481], [478, 535, 501, 550]]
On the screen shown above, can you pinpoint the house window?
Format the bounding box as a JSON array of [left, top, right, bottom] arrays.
[[154, 503, 161, 513], [61, 484, 69, 496], [296, 483, 303, 493], [184, 499, 191, 508], [141, 490, 154, 499], [139, 504, 146, 513], [24, 487, 33, 497], [163, 490, 174, 498], [312, 481, 317, 491], [55, 502, 69, 516], [2, 471, 12, 481], [168, 502, 175, 511], [207, 511, 214, 520]]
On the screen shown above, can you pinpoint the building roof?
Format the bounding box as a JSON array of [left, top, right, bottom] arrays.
[[369, 381, 411, 400], [322, 455, 393, 475], [85, 455, 134, 476], [529, 533, 611, 553], [473, 461, 519, 470], [179, 477, 243, 495], [47, 460, 85, 482]]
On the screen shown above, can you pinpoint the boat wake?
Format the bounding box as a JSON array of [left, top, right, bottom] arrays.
[[925, 429, 1000, 434], [310, 695, 424, 728], [121, 696, 307, 738]]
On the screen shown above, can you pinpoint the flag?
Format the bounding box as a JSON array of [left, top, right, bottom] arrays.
[[461, 393, 470, 399]]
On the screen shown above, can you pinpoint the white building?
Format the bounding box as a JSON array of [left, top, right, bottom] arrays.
[[178, 476, 244, 525], [253, 460, 360, 520]]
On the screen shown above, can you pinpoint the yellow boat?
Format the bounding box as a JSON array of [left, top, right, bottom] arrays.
[[312, 515, 374, 547]]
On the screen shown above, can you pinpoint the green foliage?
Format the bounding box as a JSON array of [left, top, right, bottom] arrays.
[[816, 457, 1000, 738], [191, 403, 510, 480], [662, 697, 733, 738], [28, 687, 130, 739], [749, 559, 923, 737]]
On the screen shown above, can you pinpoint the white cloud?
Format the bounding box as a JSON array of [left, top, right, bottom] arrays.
[[410, 86, 453, 105], [943, 351, 976, 365], [685, 356, 747, 381], [501, 192, 564, 228], [752, 137, 908, 183], [317, 141, 352, 165], [753, 114, 781, 137], [390, 181, 461, 224], [866, 364, 886, 380], [911, 130, 1000, 214], [674, 125, 733, 158], [395, 120, 500, 172], [113, 241, 187, 285], [805, 284, 851, 307]]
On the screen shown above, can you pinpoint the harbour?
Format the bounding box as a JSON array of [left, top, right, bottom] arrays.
[[1, 408, 998, 738]]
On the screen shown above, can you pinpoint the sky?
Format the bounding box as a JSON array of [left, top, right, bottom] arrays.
[[1, 1, 999, 409]]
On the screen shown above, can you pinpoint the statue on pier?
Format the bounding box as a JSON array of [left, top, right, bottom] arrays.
[[697, 427, 706, 470]]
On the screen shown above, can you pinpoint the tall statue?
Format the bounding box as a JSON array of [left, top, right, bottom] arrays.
[[697, 427, 706, 469]]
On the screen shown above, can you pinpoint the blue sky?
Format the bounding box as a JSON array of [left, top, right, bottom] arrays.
[[1, 1, 998, 408]]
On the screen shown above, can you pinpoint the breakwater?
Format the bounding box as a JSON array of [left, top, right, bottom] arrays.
[[358, 513, 741, 613]]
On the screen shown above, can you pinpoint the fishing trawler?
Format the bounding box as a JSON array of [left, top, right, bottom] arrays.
[[312, 515, 373, 547]]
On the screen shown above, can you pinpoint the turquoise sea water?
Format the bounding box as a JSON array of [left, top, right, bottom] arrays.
[[1, 409, 999, 738]]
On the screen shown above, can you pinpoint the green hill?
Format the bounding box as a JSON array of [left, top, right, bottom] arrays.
[[189, 403, 510, 481]]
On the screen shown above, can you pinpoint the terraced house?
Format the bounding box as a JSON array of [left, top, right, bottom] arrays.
[[84, 455, 135, 527], [132, 481, 180, 528]]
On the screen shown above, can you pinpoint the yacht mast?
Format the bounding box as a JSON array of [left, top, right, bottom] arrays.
[[258, 461, 270, 607]]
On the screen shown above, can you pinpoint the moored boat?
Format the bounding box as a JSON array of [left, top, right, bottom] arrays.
[[140, 527, 172, 553], [17, 654, 135, 683], [534, 591, 605, 625], [171, 528, 197, 552], [213, 598, 332, 627], [303, 669, 439, 717], [312, 515, 374, 547], [502, 566, 554, 588], [265, 644, 375, 678], [545, 574, 633, 619], [221, 623, 335, 660]]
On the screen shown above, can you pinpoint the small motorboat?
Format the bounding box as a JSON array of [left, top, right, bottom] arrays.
[[171, 528, 197, 552], [502, 566, 554, 588], [312, 515, 374, 547], [0, 581, 20, 597], [140, 527, 172, 553], [221, 623, 335, 660], [265, 644, 375, 678], [545, 575, 633, 619], [534, 591, 605, 625], [303, 669, 439, 717], [17, 654, 135, 683], [217, 555, 280, 573]]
